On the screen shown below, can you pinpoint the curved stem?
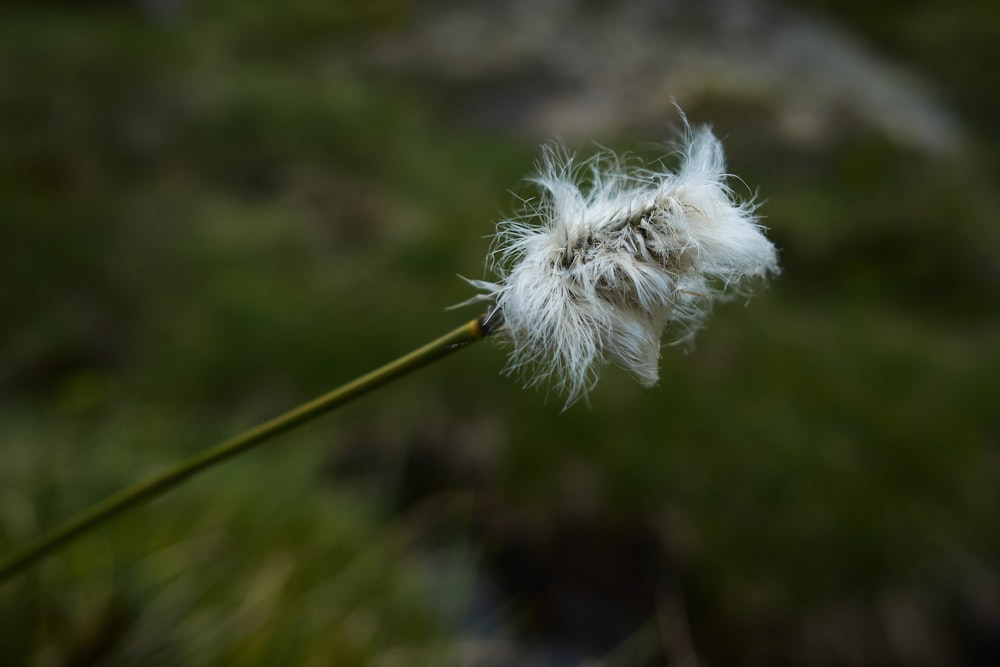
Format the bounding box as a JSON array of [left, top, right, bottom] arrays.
[[0, 317, 487, 584]]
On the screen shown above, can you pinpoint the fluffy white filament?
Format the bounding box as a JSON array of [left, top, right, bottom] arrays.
[[470, 122, 779, 404]]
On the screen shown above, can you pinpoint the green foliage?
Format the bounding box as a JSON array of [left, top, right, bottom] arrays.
[[1, 0, 998, 664]]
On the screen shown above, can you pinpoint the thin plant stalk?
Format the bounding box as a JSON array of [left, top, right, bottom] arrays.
[[0, 316, 488, 584]]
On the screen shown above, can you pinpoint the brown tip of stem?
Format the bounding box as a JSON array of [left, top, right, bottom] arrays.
[[477, 308, 504, 337]]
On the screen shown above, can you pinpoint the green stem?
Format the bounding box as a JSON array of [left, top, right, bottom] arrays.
[[0, 317, 488, 584]]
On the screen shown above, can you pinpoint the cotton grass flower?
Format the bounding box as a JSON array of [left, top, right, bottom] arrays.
[[468, 121, 779, 405], [2, 116, 780, 584]]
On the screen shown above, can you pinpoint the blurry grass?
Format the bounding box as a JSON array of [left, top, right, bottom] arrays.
[[1, 0, 999, 664], [0, 408, 454, 664]]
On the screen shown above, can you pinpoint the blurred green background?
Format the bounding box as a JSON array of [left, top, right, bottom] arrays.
[[2, 0, 998, 665]]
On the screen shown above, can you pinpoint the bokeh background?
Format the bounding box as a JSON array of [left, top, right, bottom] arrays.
[[2, 0, 999, 665]]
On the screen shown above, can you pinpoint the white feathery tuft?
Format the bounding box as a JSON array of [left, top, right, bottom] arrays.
[[470, 119, 779, 405]]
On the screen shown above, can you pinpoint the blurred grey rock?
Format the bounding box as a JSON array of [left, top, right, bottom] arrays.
[[370, 0, 960, 153]]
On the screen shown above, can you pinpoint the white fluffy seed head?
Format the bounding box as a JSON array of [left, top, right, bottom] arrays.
[[471, 121, 779, 406]]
